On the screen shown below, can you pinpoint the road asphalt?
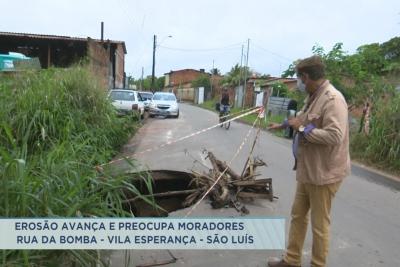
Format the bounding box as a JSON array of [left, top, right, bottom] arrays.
[[106, 103, 400, 267]]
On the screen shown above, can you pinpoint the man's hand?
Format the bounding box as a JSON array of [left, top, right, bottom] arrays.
[[288, 117, 302, 131], [267, 123, 283, 131]]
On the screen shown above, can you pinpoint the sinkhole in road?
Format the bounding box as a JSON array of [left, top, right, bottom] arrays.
[[123, 170, 196, 217]]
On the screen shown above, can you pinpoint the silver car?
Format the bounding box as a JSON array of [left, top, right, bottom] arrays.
[[149, 92, 179, 118]]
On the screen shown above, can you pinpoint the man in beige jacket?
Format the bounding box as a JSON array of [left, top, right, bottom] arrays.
[[268, 56, 350, 267]]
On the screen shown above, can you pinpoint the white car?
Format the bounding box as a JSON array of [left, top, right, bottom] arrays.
[[138, 91, 153, 111], [149, 92, 179, 118], [108, 89, 145, 118]]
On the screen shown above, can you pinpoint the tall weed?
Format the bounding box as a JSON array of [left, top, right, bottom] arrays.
[[351, 93, 400, 172], [0, 66, 143, 266]]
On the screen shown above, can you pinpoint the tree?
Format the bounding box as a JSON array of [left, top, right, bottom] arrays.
[[133, 75, 152, 91], [381, 37, 400, 75], [355, 43, 386, 75], [221, 64, 251, 87], [259, 74, 271, 79], [127, 76, 136, 87], [192, 74, 211, 93], [210, 68, 221, 76], [271, 82, 289, 97], [131, 75, 166, 91], [143, 77, 152, 90], [282, 62, 296, 78], [281, 39, 400, 171], [381, 36, 400, 61], [155, 76, 165, 90], [282, 42, 394, 106]]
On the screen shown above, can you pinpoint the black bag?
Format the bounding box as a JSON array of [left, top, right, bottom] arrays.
[[215, 102, 220, 111]]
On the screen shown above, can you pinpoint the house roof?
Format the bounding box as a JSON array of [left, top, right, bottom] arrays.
[[0, 31, 127, 54], [164, 68, 210, 75]]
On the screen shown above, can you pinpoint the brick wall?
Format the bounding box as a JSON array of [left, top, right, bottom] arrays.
[[213, 86, 236, 105], [165, 69, 211, 102], [210, 75, 223, 99], [164, 69, 227, 102], [87, 39, 109, 90], [244, 83, 255, 107], [175, 88, 195, 101], [87, 40, 126, 90], [167, 69, 208, 87], [114, 43, 125, 88], [286, 80, 297, 91]]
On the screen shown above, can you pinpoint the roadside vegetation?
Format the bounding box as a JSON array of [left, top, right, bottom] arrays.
[[290, 38, 400, 174], [129, 75, 165, 91], [0, 66, 142, 265], [350, 94, 400, 172], [199, 37, 400, 174]]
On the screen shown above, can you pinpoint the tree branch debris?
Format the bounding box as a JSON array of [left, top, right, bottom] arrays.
[[183, 150, 275, 214]]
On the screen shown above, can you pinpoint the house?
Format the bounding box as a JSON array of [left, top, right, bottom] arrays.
[[0, 31, 127, 89], [164, 68, 223, 101], [213, 77, 272, 108], [261, 77, 298, 92], [213, 76, 298, 108], [245, 77, 298, 107], [164, 69, 208, 90]]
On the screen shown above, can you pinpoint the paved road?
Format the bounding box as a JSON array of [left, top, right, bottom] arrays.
[[109, 103, 400, 267]]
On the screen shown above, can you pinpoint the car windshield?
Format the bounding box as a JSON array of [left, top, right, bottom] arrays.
[[110, 91, 135, 101], [153, 94, 176, 101], [139, 92, 153, 100]]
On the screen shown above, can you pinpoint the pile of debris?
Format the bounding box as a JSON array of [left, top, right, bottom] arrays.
[[184, 151, 275, 214]]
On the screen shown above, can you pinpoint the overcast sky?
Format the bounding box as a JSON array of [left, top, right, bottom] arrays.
[[2, 0, 399, 78]]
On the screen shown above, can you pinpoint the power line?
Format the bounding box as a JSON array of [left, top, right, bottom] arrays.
[[117, 0, 150, 77], [251, 41, 293, 62], [119, 0, 138, 33], [158, 42, 244, 52], [242, 38, 250, 108]]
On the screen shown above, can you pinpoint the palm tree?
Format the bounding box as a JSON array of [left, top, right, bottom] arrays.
[[210, 68, 222, 76], [221, 64, 251, 87]]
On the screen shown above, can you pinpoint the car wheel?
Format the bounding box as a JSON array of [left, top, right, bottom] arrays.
[[174, 110, 179, 118]]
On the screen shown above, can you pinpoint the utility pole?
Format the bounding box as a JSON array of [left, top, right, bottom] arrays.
[[140, 66, 144, 91], [239, 45, 244, 88], [100, 22, 104, 41], [242, 39, 250, 108], [151, 35, 157, 92], [210, 59, 214, 98]]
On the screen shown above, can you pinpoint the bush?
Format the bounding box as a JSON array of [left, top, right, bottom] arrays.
[[0, 66, 140, 265], [351, 94, 400, 172]]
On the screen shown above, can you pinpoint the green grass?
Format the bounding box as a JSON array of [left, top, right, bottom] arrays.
[[0, 66, 147, 266]]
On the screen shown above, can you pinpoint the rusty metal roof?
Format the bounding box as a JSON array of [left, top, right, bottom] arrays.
[[0, 31, 127, 54]]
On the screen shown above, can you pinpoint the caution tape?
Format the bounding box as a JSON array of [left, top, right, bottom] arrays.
[[98, 107, 262, 167], [219, 106, 260, 119]]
